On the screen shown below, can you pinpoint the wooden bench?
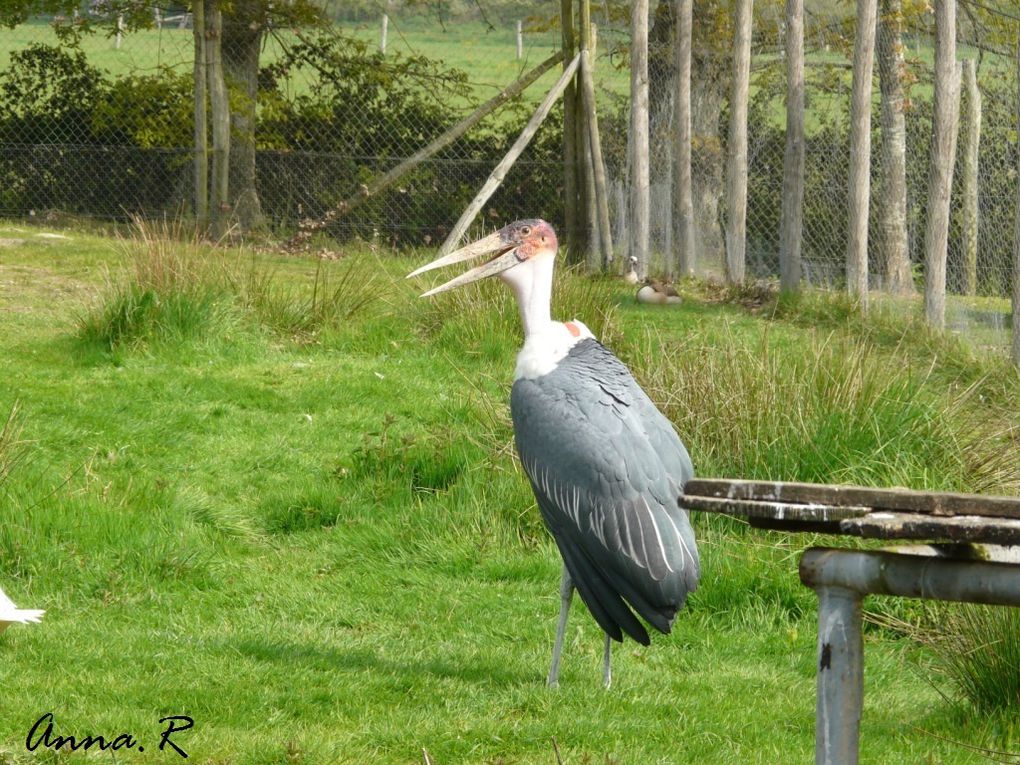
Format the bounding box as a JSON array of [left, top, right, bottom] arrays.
[[681, 479, 1020, 765]]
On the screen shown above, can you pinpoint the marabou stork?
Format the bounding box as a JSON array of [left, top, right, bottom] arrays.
[[409, 219, 699, 687]]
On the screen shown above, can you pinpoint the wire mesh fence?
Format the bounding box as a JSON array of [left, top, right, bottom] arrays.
[[0, 2, 1016, 351]]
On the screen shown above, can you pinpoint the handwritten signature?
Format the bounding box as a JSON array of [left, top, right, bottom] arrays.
[[26, 712, 194, 758]]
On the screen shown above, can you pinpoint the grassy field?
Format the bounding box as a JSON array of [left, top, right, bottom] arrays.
[[1, 221, 1019, 764]]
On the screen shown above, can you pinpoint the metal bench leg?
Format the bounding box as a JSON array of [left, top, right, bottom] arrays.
[[814, 585, 863, 765]]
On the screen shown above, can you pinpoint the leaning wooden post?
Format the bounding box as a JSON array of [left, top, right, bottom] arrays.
[[779, 0, 805, 293], [923, 0, 961, 330], [960, 58, 981, 296], [630, 0, 651, 280], [440, 55, 582, 253], [673, 0, 695, 277], [284, 52, 564, 250], [725, 0, 754, 286], [1012, 38, 1020, 367], [561, 0, 581, 261], [846, 0, 878, 308]]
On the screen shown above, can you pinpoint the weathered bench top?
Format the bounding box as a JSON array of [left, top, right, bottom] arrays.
[[681, 478, 1020, 546]]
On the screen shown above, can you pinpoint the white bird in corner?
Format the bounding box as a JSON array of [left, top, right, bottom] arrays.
[[0, 585, 44, 634]]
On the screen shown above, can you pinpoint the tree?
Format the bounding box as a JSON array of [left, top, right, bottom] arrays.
[[876, 0, 912, 294], [725, 0, 753, 286], [673, 0, 695, 277], [846, 0, 878, 308], [779, 0, 804, 293], [630, 0, 651, 279], [923, 0, 961, 330]]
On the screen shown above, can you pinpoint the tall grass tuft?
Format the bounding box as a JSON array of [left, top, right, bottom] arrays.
[[78, 217, 381, 350], [78, 217, 241, 350], [628, 328, 1020, 492], [925, 605, 1020, 713], [236, 258, 378, 338]]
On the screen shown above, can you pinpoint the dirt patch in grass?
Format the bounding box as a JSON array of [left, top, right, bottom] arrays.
[[0, 264, 92, 314]]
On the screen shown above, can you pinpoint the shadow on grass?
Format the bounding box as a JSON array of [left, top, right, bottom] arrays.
[[230, 637, 533, 686]]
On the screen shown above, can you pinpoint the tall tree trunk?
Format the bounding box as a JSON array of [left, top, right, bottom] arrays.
[[561, 0, 580, 262], [673, 0, 695, 277], [691, 57, 727, 275], [846, 0, 878, 308], [193, 0, 208, 231], [650, 0, 727, 275], [779, 0, 804, 293], [960, 58, 981, 296], [923, 0, 961, 330], [1011, 38, 1019, 367], [876, 0, 912, 294], [725, 0, 753, 286], [206, 0, 230, 238], [222, 1, 265, 233], [630, 0, 651, 280]]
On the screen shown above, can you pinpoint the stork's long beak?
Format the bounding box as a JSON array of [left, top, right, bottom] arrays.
[[407, 232, 522, 297]]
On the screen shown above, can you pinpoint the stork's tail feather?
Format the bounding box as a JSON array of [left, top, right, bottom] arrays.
[[558, 541, 650, 645]]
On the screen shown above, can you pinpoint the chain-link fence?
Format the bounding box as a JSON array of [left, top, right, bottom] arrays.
[[0, 2, 1016, 350]]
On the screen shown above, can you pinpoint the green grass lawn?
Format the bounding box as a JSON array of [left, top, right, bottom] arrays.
[[1, 222, 1018, 763]]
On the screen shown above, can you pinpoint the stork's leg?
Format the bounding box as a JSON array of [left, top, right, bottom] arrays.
[[602, 633, 612, 688], [546, 566, 574, 688]]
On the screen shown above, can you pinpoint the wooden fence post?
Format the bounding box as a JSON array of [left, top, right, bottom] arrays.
[[726, 0, 753, 286], [780, 0, 805, 293], [380, 14, 388, 54], [960, 58, 981, 296], [923, 0, 961, 330], [630, 0, 650, 280], [846, 0, 878, 308], [673, 0, 695, 277], [517, 20, 523, 60]]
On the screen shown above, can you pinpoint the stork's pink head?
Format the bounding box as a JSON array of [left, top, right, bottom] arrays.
[[407, 218, 558, 297]]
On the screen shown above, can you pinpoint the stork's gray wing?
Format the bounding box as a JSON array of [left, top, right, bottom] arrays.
[[511, 339, 699, 645]]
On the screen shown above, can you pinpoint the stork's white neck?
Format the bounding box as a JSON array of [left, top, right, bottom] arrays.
[[501, 252, 555, 337], [499, 253, 594, 380]]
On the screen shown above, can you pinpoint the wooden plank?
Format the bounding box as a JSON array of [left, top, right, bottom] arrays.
[[681, 495, 869, 522], [841, 512, 1020, 546], [683, 478, 1020, 520]]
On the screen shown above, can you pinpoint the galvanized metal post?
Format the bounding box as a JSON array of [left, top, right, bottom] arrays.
[[814, 586, 863, 765], [801, 547, 1020, 765]]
